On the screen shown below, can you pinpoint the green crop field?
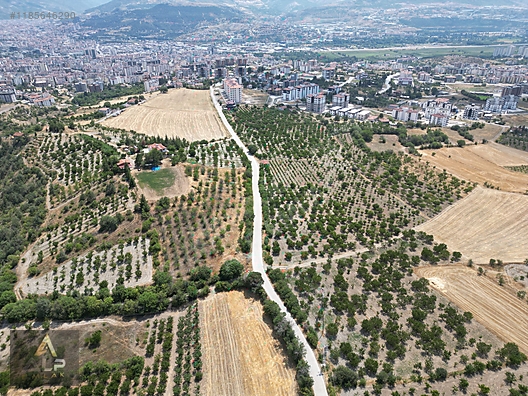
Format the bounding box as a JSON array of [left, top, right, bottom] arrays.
[[136, 168, 175, 193], [319, 46, 496, 61]]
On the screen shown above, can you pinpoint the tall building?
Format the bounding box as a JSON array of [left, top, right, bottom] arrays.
[[429, 113, 449, 127], [0, 87, 16, 103], [306, 93, 326, 113], [223, 78, 242, 104], [322, 67, 335, 80], [332, 93, 350, 108], [463, 104, 480, 120]]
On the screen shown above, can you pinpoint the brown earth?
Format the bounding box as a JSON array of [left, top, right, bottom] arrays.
[[366, 134, 406, 153], [419, 143, 528, 192], [415, 265, 528, 355], [199, 291, 297, 396], [102, 88, 228, 141], [416, 187, 528, 264], [133, 160, 191, 201]]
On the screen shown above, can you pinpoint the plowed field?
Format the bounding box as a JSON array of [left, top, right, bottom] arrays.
[[199, 291, 296, 396], [419, 143, 528, 192], [102, 88, 228, 141], [415, 265, 528, 354], [416, 187, 528, 263]]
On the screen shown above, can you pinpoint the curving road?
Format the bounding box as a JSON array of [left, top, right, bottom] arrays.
[[210, 87, 328, 396]]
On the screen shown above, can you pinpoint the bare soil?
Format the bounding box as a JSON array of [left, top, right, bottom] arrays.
[[415, 265, 528, 354], [419, 144, 528, 192], [416, 187, 528, 264], [199, 291, 297, 396], [102, 89, 228, 141], [134, 160, 191, 201], [366, 135, 406, 153]]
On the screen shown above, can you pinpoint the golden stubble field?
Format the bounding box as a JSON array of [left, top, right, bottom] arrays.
[[102, 88, 228, 141], [416, 187, 528, 264], [199, 291, 296, 396], [420, 142, 528, 192], [415, 265, 528, 355]]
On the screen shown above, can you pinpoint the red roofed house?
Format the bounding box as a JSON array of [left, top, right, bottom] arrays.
[[147, 143, 168, 153]]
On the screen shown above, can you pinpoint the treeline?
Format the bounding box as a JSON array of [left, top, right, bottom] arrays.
[[0, 141, 47, 304], [71, 84, 145, 107]]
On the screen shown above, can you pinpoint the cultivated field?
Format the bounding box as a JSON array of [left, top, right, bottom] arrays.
[[199, 291, 296, 396], [415, 265, 528, 354], [416, 187, 528, 264], [19, 237, 153, 297], [420, 143, 528, 192], [102, 89, 228, 141]]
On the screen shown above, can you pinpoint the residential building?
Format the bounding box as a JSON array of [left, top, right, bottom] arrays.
[[282, 83, 319, 101], [463, 104, 480, 120], [332, 93, 350, 108], [224, 78, 242, 104], [144, 79, 159, 92], [0, 87, 16, 103], [398, 72, 413, 86], [322, 67, 335, 80], [306, 93, 326, 113], [429, 113, 449, 127]]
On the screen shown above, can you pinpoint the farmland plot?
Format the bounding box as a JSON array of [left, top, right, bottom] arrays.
[[416, 187, 528, 264], [230, 107, 472, 265], [199, 291, 296, 396], [102, 89, 228, 141], [415, 265, 528, 354], [419, 144, 528, 192], [19, 237, 153, 297]]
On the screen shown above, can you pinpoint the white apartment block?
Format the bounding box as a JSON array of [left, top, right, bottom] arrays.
[[332, 93, 350, 108], [306, 93, 326, 113], [422, 98, 452, 119], [429, 113, 449, 127], [282, 83, 320, 102], [0, 87, 17, 103], [223, 78, 242, 104], [392, 107, 419, 122]]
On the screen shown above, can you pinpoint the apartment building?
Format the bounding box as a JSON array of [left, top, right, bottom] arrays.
[[306, 93, 326, 113], [224, 78, 242, 104], [282, 83, 320, 101]]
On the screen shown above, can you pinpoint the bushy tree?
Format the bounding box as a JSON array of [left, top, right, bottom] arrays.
[[219, 259, 244, 281]]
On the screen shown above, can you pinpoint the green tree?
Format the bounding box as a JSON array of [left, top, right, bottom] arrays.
[[219, 259, 244, 281]]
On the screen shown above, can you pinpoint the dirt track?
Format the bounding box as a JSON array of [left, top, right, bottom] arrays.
[[420, 143, 528, 192], [416, 187, 528, 263], [102, 88, 228, 141], [199, 291, 296, 396], [415, 265, 528, 354]]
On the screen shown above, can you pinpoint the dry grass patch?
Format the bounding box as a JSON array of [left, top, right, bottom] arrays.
[[199, 291, 296, 396], [419, 144, 528, 192], [415, 265, 528, 355], [102, 88, 228, 141], [416, 187, 528, 264]]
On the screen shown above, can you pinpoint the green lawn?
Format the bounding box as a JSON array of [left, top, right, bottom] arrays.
[[319, 46, 496, 61], [136, 169, 175, 194]]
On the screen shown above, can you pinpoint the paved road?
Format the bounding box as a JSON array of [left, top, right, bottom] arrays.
[[379, 72, 400, 94], [210, 87, 328, 396]]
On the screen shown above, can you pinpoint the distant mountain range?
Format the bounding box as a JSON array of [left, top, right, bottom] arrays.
[[82, 3, 245, 38], [83, 0, 527, 15], [1, 0, 526, 20], [0, 0, 107, 16]]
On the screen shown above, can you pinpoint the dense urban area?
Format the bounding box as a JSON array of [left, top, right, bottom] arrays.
[[0, 1, 528, 396]]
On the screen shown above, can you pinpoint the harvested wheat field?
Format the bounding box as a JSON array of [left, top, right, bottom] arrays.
[[416, 187, 528, 263], [199, 291, 296, 396], [420, 143, 528, 192], [102, 88, 228, 141], [415, 265, 528, 354]]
